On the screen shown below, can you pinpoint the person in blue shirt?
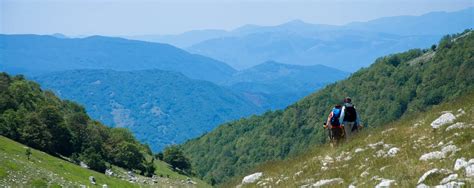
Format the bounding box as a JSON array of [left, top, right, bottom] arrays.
[[324, 104, 343, 147]]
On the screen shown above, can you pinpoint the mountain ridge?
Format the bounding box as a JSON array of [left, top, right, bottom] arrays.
[[0, 34, 236, 83], [225, 61, 349, 109], [181, 8, 473, 70]]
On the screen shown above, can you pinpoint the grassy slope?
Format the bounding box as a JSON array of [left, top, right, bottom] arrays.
[[229, 92, 474, 187], [0, 136, 210, 187]]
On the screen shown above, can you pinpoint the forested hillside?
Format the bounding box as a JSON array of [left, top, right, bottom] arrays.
[[34, 69, 261, 151], [180, 30, 474, 185], [0, 73, 155, 174], [0, 72, 212, 186]]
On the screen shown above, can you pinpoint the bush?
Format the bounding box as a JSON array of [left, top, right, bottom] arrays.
[[80, 148, 107, 173]]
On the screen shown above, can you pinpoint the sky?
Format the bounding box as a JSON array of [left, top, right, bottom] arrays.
[[1, 0, 473, 36]]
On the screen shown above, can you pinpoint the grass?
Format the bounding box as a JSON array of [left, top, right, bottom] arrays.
[[0, 135, 138, 187], [0, 135, 211, 187], [226, 92, 474, 187], [153, 160, 211, 188]]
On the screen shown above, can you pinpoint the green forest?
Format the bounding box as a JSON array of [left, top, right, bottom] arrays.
[[179, 30, 474, 185], [0, 73, 156, 176]]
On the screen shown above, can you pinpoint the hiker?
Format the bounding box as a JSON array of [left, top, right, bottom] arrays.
[[324, 104, 344, 147], [339, 97, 361, 140]]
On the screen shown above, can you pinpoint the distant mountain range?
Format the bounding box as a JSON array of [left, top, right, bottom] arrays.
[[127, 29, 229, 49], [126, 7, 473, 71], [0, 34, 349, 151], [342, 8, 474, 35], [224, 61, 349, 109], [33, 69, 262, 151], [188, 30, 440, 71], [0, 34, 235, 83], [32, 63, 345, 151]]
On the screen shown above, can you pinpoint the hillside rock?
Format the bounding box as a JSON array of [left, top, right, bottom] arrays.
[[368, 141, 384, 149], [453, 158, 467, 171], [79, 161, 89, 169], [420, 151, 445, 161], [360, 171, 370, 178], [375, 179, 395, 188], [419, 145, 459, 161], [456, 108, 466, 117], [305, 178, 343, 187], [387, 147, 400, 157], [242, 172, 263, 184], [89, 176, 96, 185], [354, 148, 366, 153], [445, 122, 472, 131], [436, 181, 465, 188], [321, 155, 334, 166], [105, 169, 113, 176], [431, 113, 456, 129], [466, 163, 474, 177], [441, 145, 460, 154], [417, 184, 430, 188], [417, 168, 452, 184], [439, 174, 458, 184]]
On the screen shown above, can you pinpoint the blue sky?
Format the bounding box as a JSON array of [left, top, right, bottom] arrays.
[[1, 0, 473, 35]]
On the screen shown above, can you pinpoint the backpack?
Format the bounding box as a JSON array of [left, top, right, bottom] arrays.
[[343, 104, 357, 122], [330, 108, 341, 127]]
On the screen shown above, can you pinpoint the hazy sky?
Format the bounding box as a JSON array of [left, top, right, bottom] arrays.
[[1, 0, 473, 36]]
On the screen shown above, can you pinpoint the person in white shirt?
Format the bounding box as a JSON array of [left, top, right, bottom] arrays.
[[339, 97, 361, 140]]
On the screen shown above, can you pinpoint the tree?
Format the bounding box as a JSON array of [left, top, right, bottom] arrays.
[[80, 147, 107, 173], [38, 105, 72, 155], [386, 55, 401, 67], [141, 158, 156, 177], [8, 81, 40, 111], [163, 146, 191, 174], [0, 109, 23, 140], [19, 114, 52, 152], [431, 44, 437, 51], [110, 142, 144, 170], [0, 74, 16, 113], [67, 113, 89, 153]]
